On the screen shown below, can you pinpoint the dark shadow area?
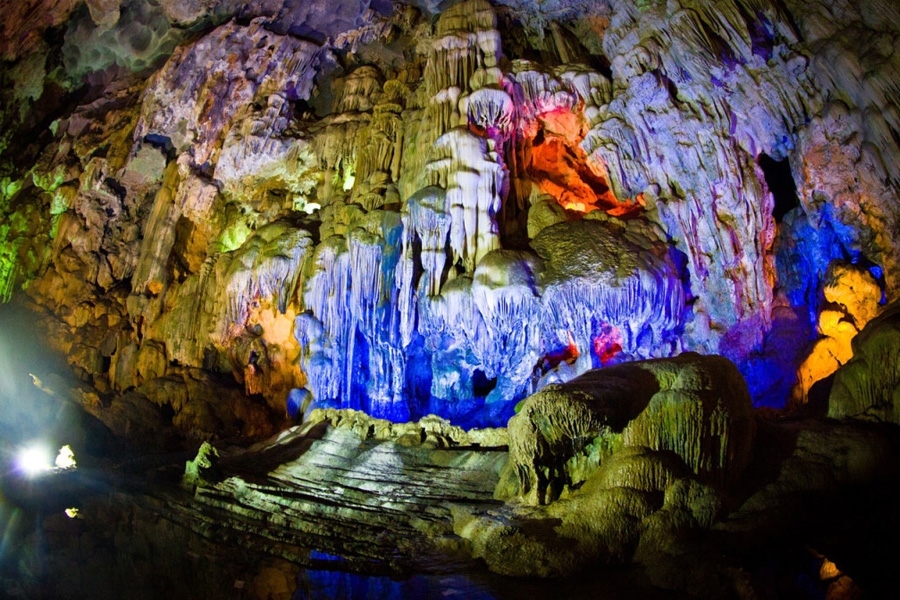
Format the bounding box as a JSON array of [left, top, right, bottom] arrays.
[[221, 421, 331, 484], [715, 415, 900, 599], [472, 369, 497, 399], [759, 153, 800, 223]]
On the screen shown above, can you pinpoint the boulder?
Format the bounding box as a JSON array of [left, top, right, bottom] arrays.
[[506, 353, 755, 505], [621, 356, 756, 487]]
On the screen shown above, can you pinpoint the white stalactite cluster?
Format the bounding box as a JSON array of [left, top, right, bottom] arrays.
[[582, 0, 823, 354], [299, 213, 405, 417]]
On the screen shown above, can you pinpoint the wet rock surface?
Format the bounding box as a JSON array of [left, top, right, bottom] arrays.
[[2, 0, 900, 598], [4, 404, 898, 599]]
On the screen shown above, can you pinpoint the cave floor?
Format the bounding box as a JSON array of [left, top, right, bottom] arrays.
[[3, 410, 899, 599]]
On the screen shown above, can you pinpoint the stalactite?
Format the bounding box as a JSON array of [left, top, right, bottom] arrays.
[[470, 250, 543, 382], [427, 128, 505, 273], [223, 225, 312, 328], [465, 87, 514, 135], [8, 0, 898, 432], [402, 186, 451, 297], [298, 213, 405, 418], [533, 219, 685, 367]]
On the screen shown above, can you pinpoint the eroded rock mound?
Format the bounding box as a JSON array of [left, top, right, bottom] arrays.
[[621, 355, 756, 487], [456, 353, 755, 579], [506, 353, 754, 505]]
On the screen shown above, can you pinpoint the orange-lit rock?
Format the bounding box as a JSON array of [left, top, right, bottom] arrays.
[[824, 263, 882, 328], [819, 557, 842, 580], [521, 98, 642, 218], [794, 264, 882, 402], [528, 135, 622, 214], [829, 300, 900, 423]]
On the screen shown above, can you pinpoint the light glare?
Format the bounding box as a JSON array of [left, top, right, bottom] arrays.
[[16, 444, 53, 477]]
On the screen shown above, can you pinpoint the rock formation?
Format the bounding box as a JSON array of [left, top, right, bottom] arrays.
[[505, 353, 754, 505], [3, 0, 899, 426], [828, 300, 900, 423], [2, 0, 900, 598]]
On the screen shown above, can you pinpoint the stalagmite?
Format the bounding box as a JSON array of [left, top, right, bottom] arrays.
[[507, 353, 754, 505], [828, 301, 900, 423]]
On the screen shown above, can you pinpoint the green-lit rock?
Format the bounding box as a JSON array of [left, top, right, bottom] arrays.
[[506, 353, 755, 505]]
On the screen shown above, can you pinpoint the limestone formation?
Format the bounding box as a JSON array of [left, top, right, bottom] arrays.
[[3, 0, 899, 429], [533, 218, 684, 368], [621, 355, 756, 487], [828, 301, 900, 423], [2, 1, 900, 596], [793, 263, 883, 403], [507, 353, 754, 505]]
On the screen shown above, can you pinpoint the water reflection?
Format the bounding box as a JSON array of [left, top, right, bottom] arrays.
[[294, 571, 498, 600], [291, 565, 686, 600]]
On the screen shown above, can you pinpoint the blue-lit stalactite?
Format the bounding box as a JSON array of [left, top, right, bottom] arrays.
[[294, 214, 688, 428], [284, 141, 886, 420], [290, 199, 887, 420]]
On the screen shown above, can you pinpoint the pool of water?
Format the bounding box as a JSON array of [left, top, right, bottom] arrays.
[[291, 566, 686, 600]]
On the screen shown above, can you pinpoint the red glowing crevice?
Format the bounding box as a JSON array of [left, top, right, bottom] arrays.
[[592, 323, 624, 366], [526, 107, 642, 218], [540, 330, 581, 372]]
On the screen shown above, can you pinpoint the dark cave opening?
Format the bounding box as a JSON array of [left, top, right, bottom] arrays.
[[759, 153, 800, 223], [472, 369, 497, 399]]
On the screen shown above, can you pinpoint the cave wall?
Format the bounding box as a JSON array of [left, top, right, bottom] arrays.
[[1, 0, 898, 435]]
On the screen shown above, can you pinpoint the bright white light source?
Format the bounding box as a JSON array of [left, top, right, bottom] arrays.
[[16, 444, 53, 477], [55, 445, 76, 470]]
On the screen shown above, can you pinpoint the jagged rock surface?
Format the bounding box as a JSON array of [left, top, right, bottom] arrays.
[[2, 0, 899, 434], [828, 301, 900, 424]]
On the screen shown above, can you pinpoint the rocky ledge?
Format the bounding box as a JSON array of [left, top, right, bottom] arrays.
[[6, 347, 900, 599]]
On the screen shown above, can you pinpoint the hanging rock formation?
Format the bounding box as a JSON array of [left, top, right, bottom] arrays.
[[2, 1, 900, 598], [2, 0, 899, 431]]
